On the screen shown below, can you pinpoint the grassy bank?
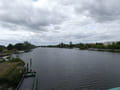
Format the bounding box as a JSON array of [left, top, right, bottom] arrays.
[[0, 58, 25, 89]]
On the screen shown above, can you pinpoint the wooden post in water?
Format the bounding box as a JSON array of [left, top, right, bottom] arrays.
[[26, 63, 29, 72], [30, 58, 32, 72]]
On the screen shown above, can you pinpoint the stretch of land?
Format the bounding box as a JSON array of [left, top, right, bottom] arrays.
[[0, 58, 25, 89], [0, 41, 36, 89], [0, 41, 36, 57], [40, 41, 120, 52]]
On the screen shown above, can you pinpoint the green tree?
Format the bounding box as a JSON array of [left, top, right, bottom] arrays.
[[69, 41, 73, 48], [7, 44, 14, 50], [0, 45, 6, 51]]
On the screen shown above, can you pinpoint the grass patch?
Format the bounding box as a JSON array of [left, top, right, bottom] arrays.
[[0, 62, 18, 79], [0, 58, 25, 89]]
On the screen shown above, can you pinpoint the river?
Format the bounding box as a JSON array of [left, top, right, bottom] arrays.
[[17, 48, 120, 90]]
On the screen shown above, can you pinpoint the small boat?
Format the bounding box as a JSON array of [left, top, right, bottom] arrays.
[[16, 72, 38, 90]]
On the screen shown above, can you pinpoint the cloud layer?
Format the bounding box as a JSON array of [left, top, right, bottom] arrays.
[[0, 0, 120, 45]]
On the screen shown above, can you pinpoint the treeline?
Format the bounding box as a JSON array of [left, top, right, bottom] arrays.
[[0, 41, 36, 52], [41, 41, 120, 50]]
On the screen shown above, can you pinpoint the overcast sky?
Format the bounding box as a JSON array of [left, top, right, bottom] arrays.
[[0, 0, 120, 45]]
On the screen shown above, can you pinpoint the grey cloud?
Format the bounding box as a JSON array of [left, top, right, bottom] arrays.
[[73, 0, 120, 23], [0, 0, 66, 32]]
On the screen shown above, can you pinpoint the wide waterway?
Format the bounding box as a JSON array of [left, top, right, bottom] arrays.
[[17, 47, 120, 90]]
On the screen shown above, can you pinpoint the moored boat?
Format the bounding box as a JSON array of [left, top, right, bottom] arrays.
[[16, 72, 38, 90]]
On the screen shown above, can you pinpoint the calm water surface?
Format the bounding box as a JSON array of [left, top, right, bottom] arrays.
[[18, 48, 120, 90]]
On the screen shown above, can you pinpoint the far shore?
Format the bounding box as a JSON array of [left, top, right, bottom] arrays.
[[88, 48, 120, 52], [40, 46, 120, 53]]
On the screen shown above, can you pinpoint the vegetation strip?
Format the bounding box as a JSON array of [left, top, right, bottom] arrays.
[[41, 41, 120, 52], [0, 58, 25, 89]]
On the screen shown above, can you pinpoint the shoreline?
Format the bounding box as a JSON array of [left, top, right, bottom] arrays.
[[40, 47, 120, 53], [88, 48, 120, 52]]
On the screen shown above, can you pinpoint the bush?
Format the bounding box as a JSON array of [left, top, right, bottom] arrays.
[[10, 58, 25, 65]]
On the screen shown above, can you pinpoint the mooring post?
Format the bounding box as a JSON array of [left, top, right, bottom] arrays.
[[26, 62, 29, 72], [30, 58, 32, 72]]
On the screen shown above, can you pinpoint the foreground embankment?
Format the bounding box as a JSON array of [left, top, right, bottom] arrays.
[[0, 58, 25, 89]]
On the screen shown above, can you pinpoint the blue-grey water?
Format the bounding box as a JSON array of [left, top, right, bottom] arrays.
[[18, 48, 120, 90]]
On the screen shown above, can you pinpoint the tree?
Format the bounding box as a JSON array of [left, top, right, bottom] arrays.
[[116, 41, 120, 45], [14, 41, 36, 50], [69, 41, 73, 48], [0, 45, 6, 51], [58, 42, 64, 48], [14, 43, 24, 50], [7, 44, 14, 50]]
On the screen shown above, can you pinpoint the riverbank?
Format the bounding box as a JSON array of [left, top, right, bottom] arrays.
[[0, 41, 36, 57], [40, 46, 120, 53], [88, 48, 120, 52], [40, 41, 120, 53], [0, 58, 25, 89]]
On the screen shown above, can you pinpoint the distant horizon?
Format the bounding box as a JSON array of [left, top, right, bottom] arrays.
[[1, 40, 120, 46]]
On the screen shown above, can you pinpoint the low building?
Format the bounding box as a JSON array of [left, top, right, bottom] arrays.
[[103, 41, 116, 45]]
